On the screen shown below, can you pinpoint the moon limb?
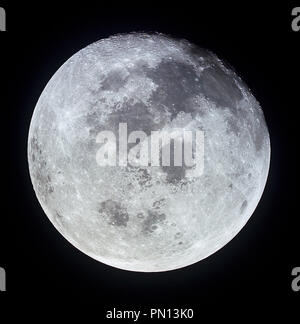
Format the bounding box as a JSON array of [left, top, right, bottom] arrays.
[[28, 33, 270, 272]]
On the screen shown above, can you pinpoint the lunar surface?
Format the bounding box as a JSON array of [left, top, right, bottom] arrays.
[[28, 33, 270, 272]]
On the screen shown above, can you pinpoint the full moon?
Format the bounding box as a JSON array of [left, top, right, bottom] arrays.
[[28, 33, 270, 272]]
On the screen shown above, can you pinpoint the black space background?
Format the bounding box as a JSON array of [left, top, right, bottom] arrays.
[[0, 0, 299, 319]]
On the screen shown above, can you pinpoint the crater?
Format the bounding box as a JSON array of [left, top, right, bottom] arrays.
[[152, 198, 166, 209], [136, 168, 152, 186], [175, 232, 182, 239], [240, 200, 248, 213], [54, 211, 64, 224]]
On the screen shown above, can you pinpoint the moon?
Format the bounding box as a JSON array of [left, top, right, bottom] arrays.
[[28, 33, 270, 272]]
